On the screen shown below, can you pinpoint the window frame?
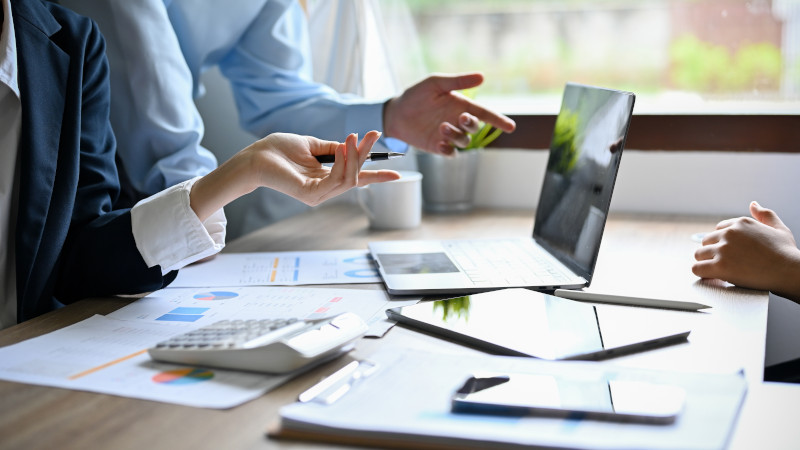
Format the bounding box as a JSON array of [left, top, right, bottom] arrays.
[[490, 114, 800, 152]]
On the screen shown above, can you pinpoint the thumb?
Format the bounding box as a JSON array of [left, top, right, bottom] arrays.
[[430, 72, 484, 93], [750, 201, 789, 231]]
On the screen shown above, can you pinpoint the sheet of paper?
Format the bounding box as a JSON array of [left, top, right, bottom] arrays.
[[278, 349, 747, 449], [106, 286, 418, 338], [169, 250, 381, 287], [0, 315, 289, 409]]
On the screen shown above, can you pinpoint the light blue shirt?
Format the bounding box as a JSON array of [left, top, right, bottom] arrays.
[[62, 0, 392, 198]]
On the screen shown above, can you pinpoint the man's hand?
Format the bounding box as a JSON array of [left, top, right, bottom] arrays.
[[383, 73, 516, 155], [692, 201, 800, 301]]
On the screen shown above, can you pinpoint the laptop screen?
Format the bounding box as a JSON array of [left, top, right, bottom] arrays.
[[533, 83, 635, 283]]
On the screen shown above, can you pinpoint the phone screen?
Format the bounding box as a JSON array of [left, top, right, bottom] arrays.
[[452, 373, 685, 424]]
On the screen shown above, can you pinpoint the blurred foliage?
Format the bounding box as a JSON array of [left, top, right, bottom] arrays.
[[549, 109, 579, 173], [670, 35, 783, 92], [404, 0, 788, 98], [432, 296, 472, 322], [460, 122, 504, 151]]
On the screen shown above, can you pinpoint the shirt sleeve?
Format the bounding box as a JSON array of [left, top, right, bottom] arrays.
[[60, 0, 218, 198], [218, 1, 405, 152], [130, 177, 226, 274]]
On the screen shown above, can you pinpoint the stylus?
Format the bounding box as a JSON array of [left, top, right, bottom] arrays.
[[315, 152, 405, 164], [553, 289, 711, 311]]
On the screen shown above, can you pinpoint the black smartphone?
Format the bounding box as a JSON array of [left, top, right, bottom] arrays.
[[452, 372, 685, 424]]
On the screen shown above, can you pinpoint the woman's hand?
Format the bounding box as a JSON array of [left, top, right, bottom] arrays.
[[692, 201, 800, 301], [190, 131, 400, 221]]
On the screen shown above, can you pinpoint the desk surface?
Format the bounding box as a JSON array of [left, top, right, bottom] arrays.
[[2, 203, 795, 449]]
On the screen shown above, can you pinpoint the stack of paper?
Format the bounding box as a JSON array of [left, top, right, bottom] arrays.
[[273, 349, 747, 449]]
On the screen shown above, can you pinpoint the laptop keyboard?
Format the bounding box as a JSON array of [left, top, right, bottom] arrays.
[[444, 239, 571, 287]]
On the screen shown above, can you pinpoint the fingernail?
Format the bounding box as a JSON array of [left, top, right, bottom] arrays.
[[443, 127, 452, 136]]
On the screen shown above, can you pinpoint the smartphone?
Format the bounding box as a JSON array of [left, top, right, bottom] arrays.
[[451, 372, 685, 424]]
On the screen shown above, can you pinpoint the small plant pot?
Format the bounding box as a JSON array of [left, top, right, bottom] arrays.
[[415, 149, 481, 213]]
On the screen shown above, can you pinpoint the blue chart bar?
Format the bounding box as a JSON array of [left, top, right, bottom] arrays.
[[156, 314, 203, 323], [295, 257, 300, 268], [293, 270, 299, 281], [170, 307, 209, 315]]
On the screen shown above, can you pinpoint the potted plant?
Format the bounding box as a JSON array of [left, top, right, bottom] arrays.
[[416, 122, 504, 212]]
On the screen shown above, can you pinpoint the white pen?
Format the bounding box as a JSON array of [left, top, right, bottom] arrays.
[[553, 289, 711, 311]]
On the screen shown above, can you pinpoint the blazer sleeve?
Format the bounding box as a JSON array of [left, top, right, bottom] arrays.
[[53, 16, 176, 303]]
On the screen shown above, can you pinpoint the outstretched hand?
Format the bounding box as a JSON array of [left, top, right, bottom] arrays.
[[692, 201, 800, 300], [383, 73, 516, 155], [251, 131, 400, 205], [190, 131, 400, 221]]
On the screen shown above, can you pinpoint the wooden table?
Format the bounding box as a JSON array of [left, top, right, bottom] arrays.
[[2, 203, 794, 449]]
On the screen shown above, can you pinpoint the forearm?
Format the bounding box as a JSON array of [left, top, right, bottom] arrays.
[[189, 150, 259, 223]]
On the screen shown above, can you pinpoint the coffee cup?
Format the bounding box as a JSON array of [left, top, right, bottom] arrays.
[[357, 170, 423, 230]]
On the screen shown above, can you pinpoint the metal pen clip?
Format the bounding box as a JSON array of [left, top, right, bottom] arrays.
[[298, 359, 379, 405]]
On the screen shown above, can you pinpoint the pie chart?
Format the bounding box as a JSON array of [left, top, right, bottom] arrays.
[[192, 291, 239, 301], [152, 368, 214, 385]]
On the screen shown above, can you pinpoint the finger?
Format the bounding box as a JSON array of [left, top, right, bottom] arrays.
[[440, 122, 470, 149], [324, 141, 347, 186], [715, 217, 743, 230], [458, 113, 481, 135], [430, 72, 485, 93], [464, 99, 516, 133], [750, 201, 789, 232], [310, 137, 340, 161], [435, 141, 456, 156], [700, 230, 723, 246], [357, 170, 402, 187], [344, 133, 359, 190], [692, 259, 721, 280], [694, 244, 718, 262], [317, 135, 356, 204], [357, 130, 382, 165]]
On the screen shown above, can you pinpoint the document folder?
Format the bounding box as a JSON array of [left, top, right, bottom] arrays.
[[269, 349, 747, 449]]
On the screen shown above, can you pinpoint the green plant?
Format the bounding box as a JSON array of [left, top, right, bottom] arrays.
[[459, 121, 504, 151], [456, 87, 505, 151]]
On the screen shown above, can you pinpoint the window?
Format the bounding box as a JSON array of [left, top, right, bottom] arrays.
[[403, 0, 800, 151]]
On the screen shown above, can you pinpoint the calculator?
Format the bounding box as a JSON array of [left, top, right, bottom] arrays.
[[147, 312, 368, 374]]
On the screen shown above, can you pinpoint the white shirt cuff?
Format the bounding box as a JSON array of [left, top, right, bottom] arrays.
[[131, 177, 226, 274]]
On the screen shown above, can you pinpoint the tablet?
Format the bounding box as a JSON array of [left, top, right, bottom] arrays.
[[386, 288, 690, 360]]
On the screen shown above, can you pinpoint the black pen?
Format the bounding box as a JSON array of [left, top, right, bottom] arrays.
[[315, 152, 405, 164]]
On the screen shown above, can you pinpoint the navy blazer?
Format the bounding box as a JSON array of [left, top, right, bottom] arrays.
[[12, 0, 175, 323]]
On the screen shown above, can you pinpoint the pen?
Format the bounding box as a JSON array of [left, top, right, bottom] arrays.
[[315, 152, 405, 164], [552, 289, 711, 311]]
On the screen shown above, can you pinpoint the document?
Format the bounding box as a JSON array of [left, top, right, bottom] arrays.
[[0, 315, 289, 409], [169, 250, 381, 287], [0, 287, 417, 408], [106, 286, 418, 338], [273, 349, 747, 449]]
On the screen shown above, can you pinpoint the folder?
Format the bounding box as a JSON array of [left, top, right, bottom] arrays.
[[268, 349, 747, 449]]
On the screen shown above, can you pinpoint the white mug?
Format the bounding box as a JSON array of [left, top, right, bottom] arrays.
[[357, 170, 423, 230]]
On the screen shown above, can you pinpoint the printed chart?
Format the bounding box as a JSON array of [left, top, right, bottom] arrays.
[[106, 286, 418, 337], [0, 316, 289, 408], [170, 250, 381, 287]]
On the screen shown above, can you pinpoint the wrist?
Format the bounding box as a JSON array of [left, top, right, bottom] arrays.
[[774, 248, 800, 303], [190, 150, 258, 222], [383, 97, 400, 140]]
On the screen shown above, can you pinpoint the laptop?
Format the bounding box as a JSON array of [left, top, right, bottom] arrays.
[[369, 83, 635, 295]]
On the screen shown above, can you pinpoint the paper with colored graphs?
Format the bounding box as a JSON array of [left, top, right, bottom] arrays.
[[0, 315, 290, 409], [169, 250, 381, 287], [106, 286, 418, 338], [0, 287, 418, 408]]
